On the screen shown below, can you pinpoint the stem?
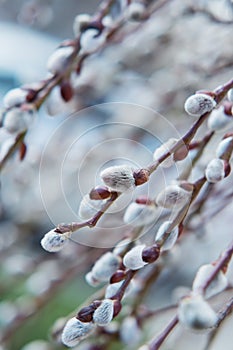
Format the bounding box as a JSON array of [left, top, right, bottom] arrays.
[[199, 240, 233, 294], [56, 191, 118, 233], [186, 182, 213, 226], [112, 270, 136, 301], [204, 297, 233, 350], [147, 77, 233, 175], [179, 131, 215, 181], [216, 297, 233, 327], [220, 136, 233, 162], [138, 304, 177, 322], [157, 176, 206, 246], [148, 315, 178, 350], [94, 0, 116, 21], [132, 265, 162, 314]]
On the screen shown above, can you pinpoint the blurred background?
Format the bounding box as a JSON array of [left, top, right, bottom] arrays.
[[0, 0, 233, 349]]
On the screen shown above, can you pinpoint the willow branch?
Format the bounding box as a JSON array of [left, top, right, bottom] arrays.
[[204, 297, 233, 350], [148, 315, 178, 350], [0, 130, 27, 171], [199, 240, 233, 294]]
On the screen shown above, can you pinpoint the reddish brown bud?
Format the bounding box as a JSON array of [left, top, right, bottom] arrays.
[[77, 300, 102, 322], [92, 300, 102, 309], [188, 141, 200, 150], [135, 195, 153, 205], [110, 270, 126, 284], [113, 300, 122, 317], [60, 80, 74, 102], [133, 169, 150, 186], [77, 305, 95, 323], [173, 144, 189, 161], [223, 132, 233, 139], [178, 223, 184, 237], [224, 160, 231, 177], [223, 101, 233, 116], [179, 181, 194, 192], [89, 186, 111, 200], [142, 245, 160, 263], [25, 89, 38, 102], [19, 142, 27, 161]]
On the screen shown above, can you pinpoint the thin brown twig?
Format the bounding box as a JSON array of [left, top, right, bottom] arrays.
[[55, 191, 118, 234], [201, 187, 233, 223], [138, 303, 177, 322], [54, 76, 233, 235], [160, 176, 206, 240], [131, 264, 163, 315], [146, 77, 233, 175], [199, 240, 233, 295], [179, 131, 215, 181], [0, 0, 171, 173], [113, 269, 137, 301], [148, 315, 179, 350], [204, 297, 233, 350], [141, 240, 233, 350], [0, 0, 219, 176], [185, 182, 214, 226]]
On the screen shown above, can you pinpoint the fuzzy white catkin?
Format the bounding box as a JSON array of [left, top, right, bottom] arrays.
[[105, 280, 133, 300], [155, 221, 179, 250], [113, 238, 131, 256], [3, 88, 28, 108], [73, 14, 91, 36], [207, 106, 233, 132], [85, 271, 101, 287], [205, 158, 225, 183], [93, 299, 114, 326], [105, 281, 123, 299], [227, 88, 233, 102], [47, 46, 74, 74], [40, 230, 69, 252], [156, 184, 192, 209], [91, 252, 120, 282], [78, 194, 106, 220], [80, 29, 105, 52], [100, 165, 136, 192], [120, 316, 142, 345], [0, 137, 15, 161], [61, 317, 94, 347], [102, 15, 113, 28], [178, 295, 218, 330], [45, 85, 76, 116], [192, 264, 228, 298], [126, 2, 146, 21], [216, 137, 233, 158], [3, 108, 35, 134], [123, 244, 148, 270], [123, 202, 159, 227], [153, 138, 178, 168], [184, 93, 216, 117]]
